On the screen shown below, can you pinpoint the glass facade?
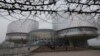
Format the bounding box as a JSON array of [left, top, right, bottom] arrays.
[[6, 33, 28, 44], [58, 27, 98, 38], [58, 27, 97, 33], [27, 29, 56, 46]]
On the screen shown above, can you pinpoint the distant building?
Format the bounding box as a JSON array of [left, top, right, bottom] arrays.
[[52, 13, 98, 48], [0, 14, 98, 54], [28, 29, 56, 46], [6, 19, 39, 44]]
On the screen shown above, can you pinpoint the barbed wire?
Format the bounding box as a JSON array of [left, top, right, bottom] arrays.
[[0, 0, 100, 26], [0, 0, 100, 15]]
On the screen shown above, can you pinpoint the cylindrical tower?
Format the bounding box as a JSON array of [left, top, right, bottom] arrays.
[[28, 29, 56, 46], [6, 19, 39, 44]]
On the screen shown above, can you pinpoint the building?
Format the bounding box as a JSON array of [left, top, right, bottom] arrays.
[[6, 19, 39, 44], [52, 13, 98, 49], [0, 13, 98, 55], [28, 29, 56, 46]]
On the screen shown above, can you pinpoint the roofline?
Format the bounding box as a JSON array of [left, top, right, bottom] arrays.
[[30, 29, 55, 33], [6, 32, 28, 35], [56, 26, 98, 32]]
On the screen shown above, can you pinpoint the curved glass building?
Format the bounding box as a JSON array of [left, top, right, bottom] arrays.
[[53, 13, 98, 48], [6, 19, 39, 43], [28, 29, 56, 46], [57, 27, 98, 39]]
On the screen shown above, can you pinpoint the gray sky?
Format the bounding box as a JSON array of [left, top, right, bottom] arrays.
[[0, 18, 10, 43]]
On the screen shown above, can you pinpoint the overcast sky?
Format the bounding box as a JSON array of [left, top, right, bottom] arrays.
[[0, 18, 10, 43]]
